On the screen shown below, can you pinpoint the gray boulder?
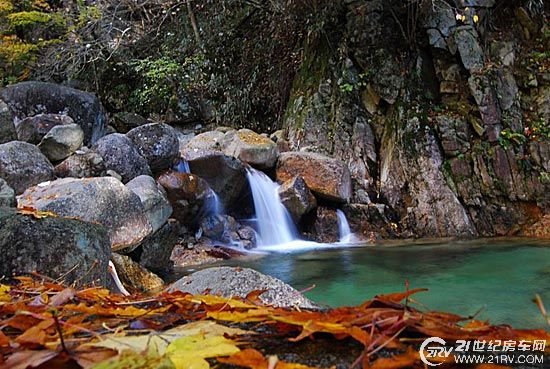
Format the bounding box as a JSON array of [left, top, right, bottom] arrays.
[[169, 267, 318, 309], [54, 149, 107, 178], [18, 177, 152, 251], [0, 141, 55, 194], [38, 123, 84, 161], [0, 179, 15, 208], [127, 123, 179, 172], [135, 220, 179, 278], [187, 153, 247, 208], [16, 114, 74, 144], [221, 129, 279, 168], [126, 175, 172, 233], [181, 131, 225, 160], [0, 81, 107, 144], [93, 133, 151, 183], [278, 176, 317, 222], [276, 152, 352, 203], [0, 99, 16, 144], [0, 207, 110, 286]]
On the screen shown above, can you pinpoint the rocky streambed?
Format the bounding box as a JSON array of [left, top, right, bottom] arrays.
[[0, 79, 548, 297]]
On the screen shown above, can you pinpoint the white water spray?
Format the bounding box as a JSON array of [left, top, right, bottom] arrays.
[[246, 168, 298, 246], [336, 209, 355, 243]]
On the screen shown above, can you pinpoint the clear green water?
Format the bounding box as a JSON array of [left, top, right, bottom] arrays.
[[227, 239, 550, 329]]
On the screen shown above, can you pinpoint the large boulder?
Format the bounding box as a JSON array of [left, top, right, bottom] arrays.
[[278, 176, 317, 222], [157, 171, 215, 226], [134, 220, 179, 278], [0, 81, 107, 144], [18, 177, 152, 251], [54, 149, 107, 178], [180, 131, 225, 160], [0, 179, 15, 208], [92, 133, 152, 183], [38, 123, 84, 162], [0, 141, 54, 194], [276, 152, 352, 203], [169, 267, 318, 309], [16, 113, 74, 144], [126, 175, 172, 234], [187, 153, 248, 208], [127, 123, 179, 172], [310, 207, 340, 243], [0, 207, 110, 286], [221, 129, 279, 168], [0, 99, 16, 144]]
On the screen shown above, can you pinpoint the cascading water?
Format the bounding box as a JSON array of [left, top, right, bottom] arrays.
[[173, 159, 190, 173], [246, 168, 298, 246], [336, 209, 355, 243]]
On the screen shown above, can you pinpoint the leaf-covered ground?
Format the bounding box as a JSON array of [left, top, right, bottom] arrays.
[[0, 277, 548, 369]]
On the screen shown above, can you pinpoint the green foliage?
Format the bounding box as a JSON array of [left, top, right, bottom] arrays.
[[498, 128, 527, 149], [539, 171, 550, 184], [7, 11, 52, 28]]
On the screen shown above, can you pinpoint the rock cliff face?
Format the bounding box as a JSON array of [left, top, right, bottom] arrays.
[[282, 0, 549, 238]]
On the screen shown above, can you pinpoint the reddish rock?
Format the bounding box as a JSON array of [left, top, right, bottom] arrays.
[[276, 152, 352, 203]]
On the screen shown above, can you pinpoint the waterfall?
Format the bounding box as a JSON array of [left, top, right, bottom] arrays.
[[173, 159, 190, 173], [246, 168, 298, 246], [336, 209, 354, 243]]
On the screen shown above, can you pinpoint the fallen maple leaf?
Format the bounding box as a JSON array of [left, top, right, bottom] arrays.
[[166, 335, 241, 369]]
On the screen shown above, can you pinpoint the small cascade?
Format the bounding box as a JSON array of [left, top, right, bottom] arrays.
[[173, 159, 190, 173], [336, 209, 355, 243], [205, 190, 224, 216], [246, 168, 298, 246]]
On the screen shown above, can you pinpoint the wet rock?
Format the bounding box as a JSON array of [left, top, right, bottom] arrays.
[[278, 176, 317, 222], [343, 203, 400, 240], [0, 99, 16, 144], [127, 123, 180, 172], [16, 114, 74, 144], [126, 175, 172, 233], [0, 81, 107, 144], [523, 214, 550, 238], [200, 214, 239, 244], [169, 267, 318, 309], [221, 129, 279, 168], [181, 131, 225, 160], [187, 153, 247, 208], [237, 226, 257, 249], [0, 179, 15, 208], [93, 133, 151, 183], [134, 220, 179, 278], [0, 141, 54, 194], [489, 41, 515, 66], [18, 177, 152, 251], [111, 253, 164, 293], [112, 112, 148, 133], [54, 149, 107, 178], [38, 123, 84, 162], [424, 2, 457, 51], [311, 207, 340, 243], [0, 207, 110, 286], [277, 152, 352, 203], [157, 171, 215, 226]]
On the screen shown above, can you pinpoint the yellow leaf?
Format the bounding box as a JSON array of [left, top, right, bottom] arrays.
[[0, 285, 10, 302], [473, 14, 479, 23], [90, 350, 175, 369], [166, 335, 240, 369], [89, 321, 248, 356]]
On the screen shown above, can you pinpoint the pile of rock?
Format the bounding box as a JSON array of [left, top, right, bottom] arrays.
[[0, 81, 359, 294]]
